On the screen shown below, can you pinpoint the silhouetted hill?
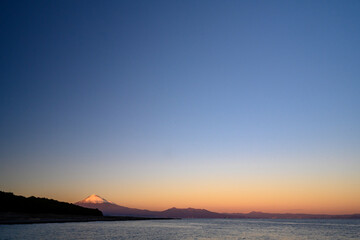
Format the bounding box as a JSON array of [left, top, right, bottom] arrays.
[[0, 191, 102, 216], [159, 207, 229, 218]]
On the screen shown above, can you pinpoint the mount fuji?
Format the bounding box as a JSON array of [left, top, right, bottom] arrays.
[[77, 194, 113, 204], [75, 195, 159, 217], [75, 194, 225, 218]]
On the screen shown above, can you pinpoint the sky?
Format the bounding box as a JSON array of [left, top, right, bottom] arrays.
[[1, 0, 360, 214]]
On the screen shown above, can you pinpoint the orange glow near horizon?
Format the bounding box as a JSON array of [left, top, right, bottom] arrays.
[[116, 185, 359, 215], [32, 171, 358, 215], [8, 180, 360, 215], [5, 155, 359, 215]]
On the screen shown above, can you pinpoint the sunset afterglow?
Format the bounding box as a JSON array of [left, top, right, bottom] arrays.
[[1, 0, 360, 216]]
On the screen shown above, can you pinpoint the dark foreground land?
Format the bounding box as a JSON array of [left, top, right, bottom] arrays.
[[0, 191, 174, 224], [0, 191, 102, 216], [0, 212, 173, 225]]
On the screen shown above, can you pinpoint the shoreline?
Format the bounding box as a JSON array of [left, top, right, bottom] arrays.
[[0, 213, 176, 225]]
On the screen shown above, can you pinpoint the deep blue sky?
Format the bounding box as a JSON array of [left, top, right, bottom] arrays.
[[1, 0, 360, 212]]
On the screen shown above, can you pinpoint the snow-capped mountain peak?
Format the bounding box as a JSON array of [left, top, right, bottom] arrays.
[[78, 194, 112, 204]]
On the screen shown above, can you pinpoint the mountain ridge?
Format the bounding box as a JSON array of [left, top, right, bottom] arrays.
[[75, 194, 360, 219]]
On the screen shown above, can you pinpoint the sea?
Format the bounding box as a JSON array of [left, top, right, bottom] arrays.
[[1, 219, 359, 240]]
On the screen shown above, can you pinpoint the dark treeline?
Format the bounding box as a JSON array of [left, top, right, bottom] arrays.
[[0, 191, 102, 216]]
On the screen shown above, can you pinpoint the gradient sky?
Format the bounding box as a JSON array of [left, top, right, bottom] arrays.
[[1, 0, 360, 214]]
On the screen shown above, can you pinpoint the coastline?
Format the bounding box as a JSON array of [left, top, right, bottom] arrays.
[[0, 213, 176, 225]]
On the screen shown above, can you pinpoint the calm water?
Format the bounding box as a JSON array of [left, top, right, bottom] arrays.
[[1, 219, 360, 240]]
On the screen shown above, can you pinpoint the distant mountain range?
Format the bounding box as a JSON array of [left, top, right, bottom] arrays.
[[75, 194, 360, 219]]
